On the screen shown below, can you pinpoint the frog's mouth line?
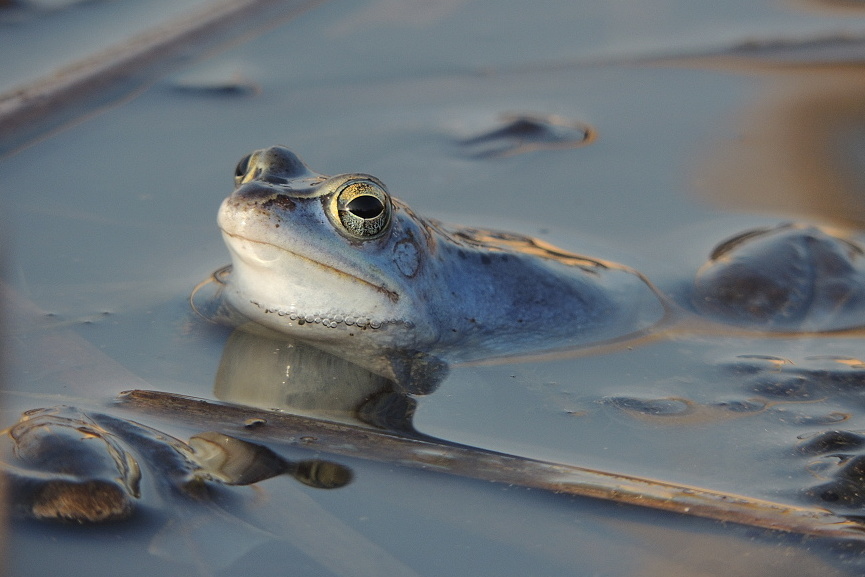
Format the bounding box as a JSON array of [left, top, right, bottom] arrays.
[[220, 230, 400, 303]]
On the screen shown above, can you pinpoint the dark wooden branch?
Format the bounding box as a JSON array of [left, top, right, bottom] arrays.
[[117, 389, 865, 543]]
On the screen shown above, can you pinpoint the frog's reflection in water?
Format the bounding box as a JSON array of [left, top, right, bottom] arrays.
[[213, 329, 420, 432], [0, 328, 363, 570]]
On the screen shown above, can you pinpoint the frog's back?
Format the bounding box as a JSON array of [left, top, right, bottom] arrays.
[[422, 224, 666, 360]]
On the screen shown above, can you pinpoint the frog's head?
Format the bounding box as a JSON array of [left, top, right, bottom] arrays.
[[217, 146, 438, 361]]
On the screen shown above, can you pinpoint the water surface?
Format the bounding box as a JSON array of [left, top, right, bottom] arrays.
[[4, 0, 865, 575]]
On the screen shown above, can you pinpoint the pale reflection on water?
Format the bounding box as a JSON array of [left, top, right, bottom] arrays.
[[213, 330, 418, 430]]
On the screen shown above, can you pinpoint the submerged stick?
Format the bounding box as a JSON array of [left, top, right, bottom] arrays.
[[118, 389, 865, 543]]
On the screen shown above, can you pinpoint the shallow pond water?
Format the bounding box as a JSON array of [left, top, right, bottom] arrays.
[[4, 0, 865, 575]]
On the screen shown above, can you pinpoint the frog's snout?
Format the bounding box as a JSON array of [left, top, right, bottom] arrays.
[[234, 146, 318, 187]]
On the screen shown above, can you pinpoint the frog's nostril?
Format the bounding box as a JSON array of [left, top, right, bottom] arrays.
[[234, 154, 252, 185], [235, 155, 250, 177]]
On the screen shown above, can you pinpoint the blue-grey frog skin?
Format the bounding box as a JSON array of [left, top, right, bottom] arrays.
[[213, 146, 665, 390]]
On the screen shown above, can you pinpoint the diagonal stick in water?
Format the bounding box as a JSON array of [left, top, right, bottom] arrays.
[[117, 389, 865, 543]]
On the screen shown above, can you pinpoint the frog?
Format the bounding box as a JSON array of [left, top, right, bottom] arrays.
[[212, 146, 666, 391]]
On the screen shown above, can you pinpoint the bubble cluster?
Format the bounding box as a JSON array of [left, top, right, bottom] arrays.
[[251, 299, 406, 330]]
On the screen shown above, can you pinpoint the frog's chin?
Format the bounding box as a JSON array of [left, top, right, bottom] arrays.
[[222, 283, 434, 378], [220, 231, 410, 336], [220, 230, 399, 298]]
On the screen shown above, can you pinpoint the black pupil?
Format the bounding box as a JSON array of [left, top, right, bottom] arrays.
[[347, 195, 384, 219]]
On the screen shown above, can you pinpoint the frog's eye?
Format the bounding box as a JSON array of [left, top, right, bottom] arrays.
[[329, 179, 392, 239], [234, 154, 252, 186]]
